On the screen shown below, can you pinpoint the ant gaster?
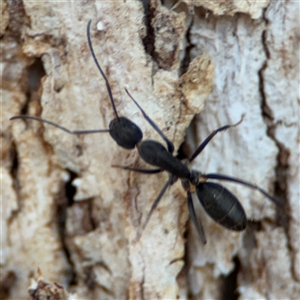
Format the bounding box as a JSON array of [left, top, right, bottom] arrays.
[[10, 21, 281, 244]]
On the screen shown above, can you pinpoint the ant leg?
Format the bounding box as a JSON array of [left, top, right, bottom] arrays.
[[133, 175, 175, 243], [125, 88, 174, 154], [202, 173, 282, 207], [187, 191, 207, 244], [189, 115, 245, 163], [112, 165, 162, 174], [10, 116, 109, 135]]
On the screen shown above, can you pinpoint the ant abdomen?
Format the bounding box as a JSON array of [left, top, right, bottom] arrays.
[[196, 182, 247, 231], [109, 117, 143, 149]]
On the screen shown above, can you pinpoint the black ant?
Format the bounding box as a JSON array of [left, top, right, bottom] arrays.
[[113, 92, 282, 244], [10, 21, 281, 245]]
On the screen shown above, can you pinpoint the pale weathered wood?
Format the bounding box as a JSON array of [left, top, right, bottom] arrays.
[[183, 0, 300, 299], [2, 0, 299, 299]]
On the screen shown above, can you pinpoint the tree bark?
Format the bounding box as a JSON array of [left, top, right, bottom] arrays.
[[2, 0, 299, 299]]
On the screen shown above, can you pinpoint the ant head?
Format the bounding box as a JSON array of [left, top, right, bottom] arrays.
[[109, 117, 143, 149]]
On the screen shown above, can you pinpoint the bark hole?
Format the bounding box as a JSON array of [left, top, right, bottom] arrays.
[[141, 0, 156, 57], [0, 271, 17, 300], [20, 57, 46, 116], [55, 170, 78, 286], [221, 256, 240, 300], [27, 58, 46, 95], [179, 15, 194, 76], [9, 142, 19, 193], [65, 170, 77, 206]]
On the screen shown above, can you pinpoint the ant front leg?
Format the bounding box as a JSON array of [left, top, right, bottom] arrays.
[[189, 115, 245, 162]]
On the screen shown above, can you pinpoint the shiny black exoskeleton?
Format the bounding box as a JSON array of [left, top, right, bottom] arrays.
[[114, 103, 281, 244]]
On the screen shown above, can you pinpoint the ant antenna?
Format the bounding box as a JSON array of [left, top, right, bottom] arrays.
[[87, 20, 119, 120], [9, 115, 109, 135]]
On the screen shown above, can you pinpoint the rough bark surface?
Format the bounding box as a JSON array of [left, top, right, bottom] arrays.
[[1, 0, 299, 299]]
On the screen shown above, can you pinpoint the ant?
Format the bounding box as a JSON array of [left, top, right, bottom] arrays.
[[10, 21, 281, 244], [112, 98, 281, 244]]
